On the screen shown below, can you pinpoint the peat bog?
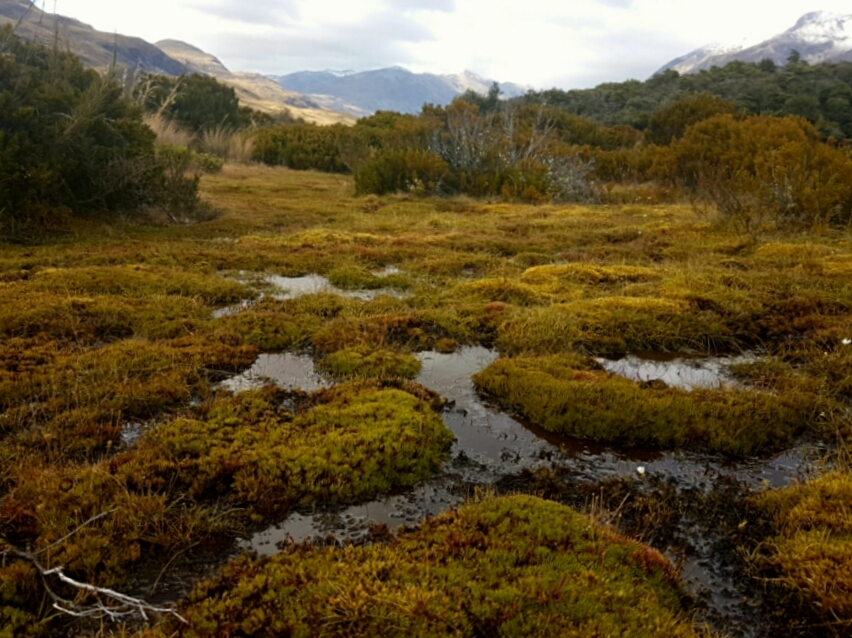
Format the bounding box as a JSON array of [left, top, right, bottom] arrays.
[[1, 165, 851, 637]]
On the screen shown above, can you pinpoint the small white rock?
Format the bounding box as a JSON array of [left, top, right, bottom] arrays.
[[636, 466, 646, 476]]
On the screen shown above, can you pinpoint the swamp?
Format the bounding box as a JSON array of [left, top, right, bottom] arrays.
[[1, 164, 852, 637]]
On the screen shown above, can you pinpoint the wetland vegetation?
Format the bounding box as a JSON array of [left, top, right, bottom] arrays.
[[2, 30, 852, 637], [1, 165, 850, 637]]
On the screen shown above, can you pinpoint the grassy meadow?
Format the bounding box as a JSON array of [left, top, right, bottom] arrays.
[[1, 164, 851, 637]]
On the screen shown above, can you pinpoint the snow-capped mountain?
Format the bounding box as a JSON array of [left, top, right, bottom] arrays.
[[658, 11, 852, 75], [657, 42, 745, 76]]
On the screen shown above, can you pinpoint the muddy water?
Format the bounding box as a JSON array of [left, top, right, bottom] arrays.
[[228, 347, 821, 637]]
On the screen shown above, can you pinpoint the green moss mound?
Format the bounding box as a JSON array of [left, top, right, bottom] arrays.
[[165, 496, 703, 638], [320, 348, 422, 379], [115, 384, 452, 512], [0, 384, 453, 632], [473, 356, 832, 455], [748, 471, 852, 633]]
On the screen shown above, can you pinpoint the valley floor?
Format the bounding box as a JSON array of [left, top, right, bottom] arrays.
[[1, 164, 850, 637]]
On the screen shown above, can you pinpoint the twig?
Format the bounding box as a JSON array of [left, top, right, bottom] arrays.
[[1, 544, 187, 625]]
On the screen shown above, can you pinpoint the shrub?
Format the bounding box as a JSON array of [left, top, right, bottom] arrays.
[[0, 27, 204, 237], [354, 149, 448, 195], [253, 124, 350, 172], [674, 115, 852, 233]]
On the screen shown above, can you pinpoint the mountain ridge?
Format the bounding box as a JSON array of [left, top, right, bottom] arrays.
[[0, 0, 189, 75], [270, 67, 532, 116], [658, 11, 852, 75]]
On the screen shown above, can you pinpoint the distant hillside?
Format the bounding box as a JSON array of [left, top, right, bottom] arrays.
[[659, 11, 852, 74], [156, 40, 356, 125], [0, 0, 189, 75], [0, 2, 355, 126], [523, 57, 852, 138], [270, 67, 531, 116]]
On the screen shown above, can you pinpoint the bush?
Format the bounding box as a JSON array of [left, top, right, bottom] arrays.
[[354, 149, 448, 195], [253, 124, 350, 172], [674, 115, 852, 233], [0, 27, 204, 237]]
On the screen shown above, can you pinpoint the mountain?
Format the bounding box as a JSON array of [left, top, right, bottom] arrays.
[[659, 11, 852, 75], [0, 0, 189, 75], [156, 40, 356, 124], [155, 38, 230, 77], [270, 67, 531, 116], [0, 1, 353, 125]]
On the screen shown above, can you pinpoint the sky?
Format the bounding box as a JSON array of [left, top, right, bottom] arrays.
[[47, 1, 852, 89]]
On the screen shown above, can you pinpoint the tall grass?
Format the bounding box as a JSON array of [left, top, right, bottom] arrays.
[[199, 125, 256, 163], [143, 116, 256, 163], [143, 113, 195, 148]]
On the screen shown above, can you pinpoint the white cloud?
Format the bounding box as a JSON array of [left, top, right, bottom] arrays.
[[53, 0, 852, 88]]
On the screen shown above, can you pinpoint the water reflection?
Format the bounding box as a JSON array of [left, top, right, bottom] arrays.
[[597, 351, 754, 391], [220, 353, 330, 393]]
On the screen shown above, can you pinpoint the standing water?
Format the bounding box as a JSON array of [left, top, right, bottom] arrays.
[[228, 347, 820, 637]]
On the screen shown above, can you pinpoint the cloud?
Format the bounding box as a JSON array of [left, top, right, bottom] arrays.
[[386, 0, 455, 12], [191, 0, 301, 26], [596, 0, 635, 7], [209, 5, 437, 74], [54, 0, 852, 91]]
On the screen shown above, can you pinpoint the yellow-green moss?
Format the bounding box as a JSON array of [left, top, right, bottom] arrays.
[[114, 384, 452, 512], [319, 348, 422, 379], [0, 336, 257, 460], [0, 384, 453, 631], [748, 472, 852, 632], [473, 356, 832, 455], [457, 278, 547, 306], [160, 496, 702, 638], [326, 265, 410, 291]]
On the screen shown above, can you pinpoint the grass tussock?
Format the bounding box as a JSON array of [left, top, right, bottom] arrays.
[[155, 496, 703, 638], [747, 470, 852, 634]]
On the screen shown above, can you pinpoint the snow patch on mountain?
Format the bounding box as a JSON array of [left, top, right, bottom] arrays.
[[657, 11, 852, 75]]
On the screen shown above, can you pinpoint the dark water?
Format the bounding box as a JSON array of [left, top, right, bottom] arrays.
[[221, 347, 821, 637]]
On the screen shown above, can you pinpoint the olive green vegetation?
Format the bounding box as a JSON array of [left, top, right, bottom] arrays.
[[522, 60, 852, 137], [153, 496, 705, 638], [473, 356, 835, 456], [1, 164, 852, 635], [0, 383, 452, 635], [319, 348, 422, 379], [747, 470, 852, 634]]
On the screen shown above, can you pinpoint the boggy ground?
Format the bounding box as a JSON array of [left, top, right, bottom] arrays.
[[1, 164, 851, 637]]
